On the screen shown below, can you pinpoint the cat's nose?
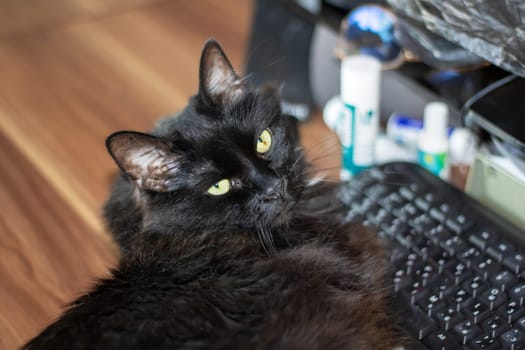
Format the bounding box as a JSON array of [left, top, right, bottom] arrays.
[[262, 190, 281, 201], [262, 179, 286, 202]]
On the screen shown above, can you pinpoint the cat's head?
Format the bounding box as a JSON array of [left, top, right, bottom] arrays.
[[106, 40, 306, 239]]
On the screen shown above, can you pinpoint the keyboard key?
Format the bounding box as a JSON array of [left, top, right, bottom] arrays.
[[482, 314, 511, 338], [393, 202, 421, 221], [458, 247, 483, 268], [344, 209, 365, 223], [479, 287, 508, 310], [365, 167, 387, 182], [410, 214, 439, 234], [420, 264, 439, 287], [394, 232, 411, 250], [462, 276, 489, 298], [441, 236, 468, 256], [425, 301, 446, 319], [432, 276, 456, 300], [423, 331, 460, 350], [383, 217, 410, 237], [354, 197, 379, 214], [345, 172, 377, 190], [474, 257, 500, 280], [338, 187, 363, 206], [366, 208, 395, 227], [509, 282, 525, 306], [503, 253, 525, 274], [393, 269, 412, 292], [417, 294, 443, 316], [469, 334, 500, 350], [468, 231, 497, 251], [445, 214, 474, 235], [390, 245, 410, 265], [486, 241, 515, 262], [425, 225, 452, 243], [404, 281, 430, 305], [379, 192, 406, 211], [438, 202, 454, 216], [463, 300, 491, 324], [364, 183, 391, 200], [446, 261, 472, 285], [497, 299, 525, 323], [400, 306, 437, 340], [489, 270, 518, 291], [453, 319, 482, 345], [399, 186, 416, 201], [414, 197, 429, 212], [500, 328, 525, 350], [447, 289, 473, 312], [517, 316, 525, 330], [405, 253, 423, 275], [435, 305, 463, 330], [404, 230, 427, 251], [429, 207, 446, 223]]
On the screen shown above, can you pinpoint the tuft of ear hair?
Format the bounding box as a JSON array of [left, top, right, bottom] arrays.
[[198, 39, 247, 107], [106, 131, 181, 192]]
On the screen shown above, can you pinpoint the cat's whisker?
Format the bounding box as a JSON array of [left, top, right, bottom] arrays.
[[244, 38, 270, 66], [306, 166, 343, 175], [289, 151, 307, 175], [301, 134, 341, 148], [307, 154, 340, 165], [238, 73, 254, 83], [264, 57, 286, 70], [304, 150, 340, 164], [256, 224, 275, 257], [310, 177, 341, 184], [303, 143, 340, 160]]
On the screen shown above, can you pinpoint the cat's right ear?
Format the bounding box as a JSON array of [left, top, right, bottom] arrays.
[[198, 39, 247, 108], [106, 131, 181, 192]]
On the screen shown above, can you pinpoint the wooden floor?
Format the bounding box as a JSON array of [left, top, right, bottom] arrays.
[[0, 1, 340, 348]]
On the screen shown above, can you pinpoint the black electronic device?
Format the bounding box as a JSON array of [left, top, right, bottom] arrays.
[[245, 0, 315, 121], [339, 162, 525, 349], [465, 75, 525, 149]]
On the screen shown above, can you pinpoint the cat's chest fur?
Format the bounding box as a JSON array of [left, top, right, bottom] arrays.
[[82, 219, 395, 349]]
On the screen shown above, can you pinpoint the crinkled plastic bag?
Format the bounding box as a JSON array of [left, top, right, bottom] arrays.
[[387, 0, 525, 76]]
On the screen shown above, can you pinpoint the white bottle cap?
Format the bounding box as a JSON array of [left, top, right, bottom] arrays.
[[423, 102, 449, 142], [449, 127, 478, 164], [340, 55, 381, 109]]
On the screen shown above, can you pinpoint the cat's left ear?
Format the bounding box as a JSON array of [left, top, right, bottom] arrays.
[[198, 39, 247, 107], [106, 131, 182, 192]]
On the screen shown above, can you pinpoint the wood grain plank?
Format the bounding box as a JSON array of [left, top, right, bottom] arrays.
[[0, 0, 164, 41], [0, 132, 118, 349]]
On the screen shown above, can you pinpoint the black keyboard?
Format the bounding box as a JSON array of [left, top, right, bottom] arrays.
[[339, 162, 525, 350]]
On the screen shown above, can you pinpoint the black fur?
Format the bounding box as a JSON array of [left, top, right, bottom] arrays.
[[24, 40, 403, 350]]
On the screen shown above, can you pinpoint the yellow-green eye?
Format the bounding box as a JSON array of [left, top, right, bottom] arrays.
[[207, 179, 231, 196], [256, 129, 272, 154]]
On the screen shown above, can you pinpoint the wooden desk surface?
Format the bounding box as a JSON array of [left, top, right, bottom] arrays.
[[0, 1, 339, 348]]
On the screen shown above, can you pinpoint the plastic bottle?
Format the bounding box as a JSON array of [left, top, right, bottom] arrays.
[[339, 55, 381, 180], [417, 102, 449, 179], [449, 127, 478, 188]]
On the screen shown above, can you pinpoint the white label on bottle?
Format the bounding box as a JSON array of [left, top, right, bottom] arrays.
[[353, 107, 377, 166], [340, 105, 352, 148]]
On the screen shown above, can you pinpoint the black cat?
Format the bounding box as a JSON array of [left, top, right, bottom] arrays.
[[24, 40, 403, 350]]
